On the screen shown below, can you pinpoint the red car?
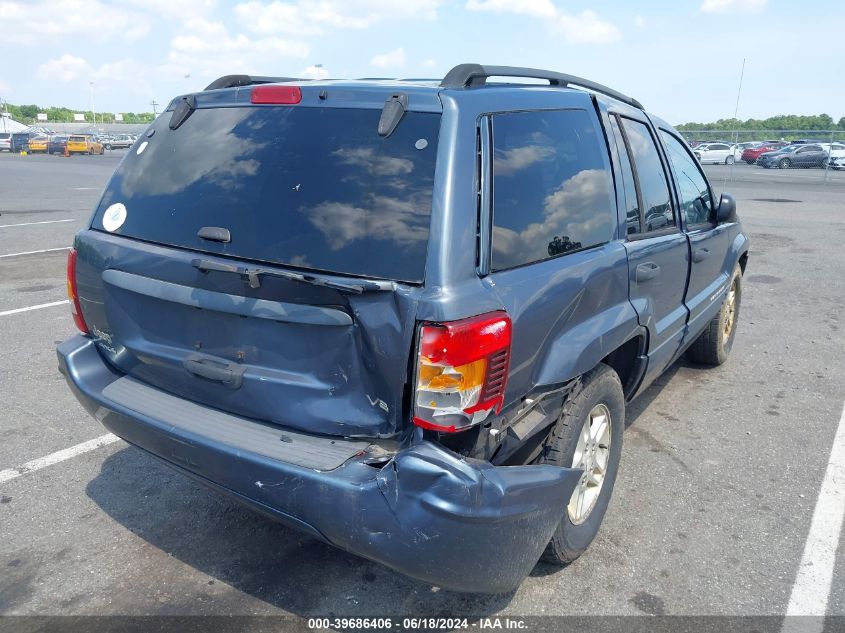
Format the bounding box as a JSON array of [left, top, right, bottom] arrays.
[[741, 142, 788, 164]]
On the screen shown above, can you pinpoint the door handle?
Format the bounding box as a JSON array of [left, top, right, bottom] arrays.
[[183, 355, 245, 389], [636, 262, 661, 283], [693, 247, 710, 263]]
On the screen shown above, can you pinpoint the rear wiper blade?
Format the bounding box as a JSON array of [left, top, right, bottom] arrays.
[[191, 258, 394, 294]]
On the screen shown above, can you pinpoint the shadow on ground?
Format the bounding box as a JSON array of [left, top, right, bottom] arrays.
[[86, 447, 513, 616], [85, 357, 696, 616]]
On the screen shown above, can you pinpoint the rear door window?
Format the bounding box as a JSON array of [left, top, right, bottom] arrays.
[[489, 109, 615, 271], [608, 116, 642, 235], [619, 118, 676, 235], [94, 106, 440, 283]]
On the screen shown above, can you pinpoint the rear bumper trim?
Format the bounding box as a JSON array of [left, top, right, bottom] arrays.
[[58, 334, 580, 593]]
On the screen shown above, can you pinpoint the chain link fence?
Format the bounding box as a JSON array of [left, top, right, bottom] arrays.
[[678, 129, 845, 184]]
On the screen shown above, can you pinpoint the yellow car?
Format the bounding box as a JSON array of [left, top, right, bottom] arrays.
[[28, 135, 49, 153], [67, 135, 104, 155]]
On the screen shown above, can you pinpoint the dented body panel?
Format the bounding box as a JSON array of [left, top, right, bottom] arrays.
[[59, 335, 579, 594], [57, 75, 749, 592]]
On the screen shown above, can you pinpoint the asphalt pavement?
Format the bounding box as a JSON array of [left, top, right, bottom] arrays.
[[0, 153, 843, 620]]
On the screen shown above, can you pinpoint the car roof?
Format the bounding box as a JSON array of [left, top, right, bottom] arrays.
[[196, 64, 646, 116]]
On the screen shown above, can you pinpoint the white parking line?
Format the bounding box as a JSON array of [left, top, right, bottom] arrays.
[[784, 402, 845, 626], [0, 246, 71, 258], [0, 219, 75, 229], [0, 300, 69, 317], [0, 433, 120, 485]]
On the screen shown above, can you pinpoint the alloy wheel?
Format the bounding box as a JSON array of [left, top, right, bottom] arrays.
[[568, 403, 612, 525]]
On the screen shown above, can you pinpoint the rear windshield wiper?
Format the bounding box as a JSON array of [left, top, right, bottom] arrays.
[[191, 258, 394, 294]]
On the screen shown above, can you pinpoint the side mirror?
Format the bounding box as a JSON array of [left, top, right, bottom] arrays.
[[715, 193, 737, 224]]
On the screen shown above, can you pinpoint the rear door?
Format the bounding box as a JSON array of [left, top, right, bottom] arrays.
[[76, 94, 443, 439], [659, 129, 734, 335], [607, 114, 689, 382]]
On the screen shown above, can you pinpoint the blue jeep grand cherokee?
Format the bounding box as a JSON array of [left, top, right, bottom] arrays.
[[58, 64, 749, 593]]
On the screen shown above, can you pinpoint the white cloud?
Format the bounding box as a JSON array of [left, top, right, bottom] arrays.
[[164, 18, 308, 82], [234, 0, 441, 35], [556, 10, 621, 43], [122, 0, 217, 20], [370, 48, 406, 69], [464, 1, 620, 43], [0, 0, 149, 44], [421, 58, 437, 69], [465, 0, 555, 18], [700, 0, 767, 12], [37, 55, 92, 82], [300, 65, 330, 79]]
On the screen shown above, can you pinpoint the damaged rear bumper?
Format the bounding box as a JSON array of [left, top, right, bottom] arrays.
[[58, 335, 580, 593]]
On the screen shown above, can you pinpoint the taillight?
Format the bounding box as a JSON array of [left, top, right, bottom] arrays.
[[251, 85, 302, 104], [66, 248, 88, 334], [413, 312, 512, 433]]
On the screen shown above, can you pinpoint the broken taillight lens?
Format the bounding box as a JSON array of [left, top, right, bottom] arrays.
[[413, 312, 511, 433], [66, 248, 89, 334]]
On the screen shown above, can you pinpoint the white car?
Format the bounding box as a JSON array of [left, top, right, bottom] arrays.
[[821, 143, 845, 158], [694, 142, 736, 164], [732, 142, 759, 161], [830, 156, 845, 170]]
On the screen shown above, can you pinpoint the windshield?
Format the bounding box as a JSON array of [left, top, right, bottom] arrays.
[[93, 105, 440, 283]]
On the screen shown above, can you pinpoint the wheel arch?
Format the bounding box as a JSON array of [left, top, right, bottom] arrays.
[[600, 332, 648, 401]]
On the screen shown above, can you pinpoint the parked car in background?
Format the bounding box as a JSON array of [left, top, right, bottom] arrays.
[[732, 142, 759, 161], [48, 135, 69, 154], [830, 156, 845, 170], [757, 144, 828, 168], [67, 135, 104, 155], [27, 134, 49, 153], [0, 132, 11, 152], [821, 143, 845, 159], [741, 142, 788, 164], [104, 134, 134, 150], [11, 131, 35, 152], [694, 142, 736, 164]]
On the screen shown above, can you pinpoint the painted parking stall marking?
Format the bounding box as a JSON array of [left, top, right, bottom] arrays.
[[0, 300, 69, 317], [0, 219, 75, 229], [783, 402, 845, 630], [0, 246, 71, 258], [0, 434, 120, 485]]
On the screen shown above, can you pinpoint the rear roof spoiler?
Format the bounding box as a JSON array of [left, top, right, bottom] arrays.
[[204, 75, 305, 91], [439, 63, 644, 110]]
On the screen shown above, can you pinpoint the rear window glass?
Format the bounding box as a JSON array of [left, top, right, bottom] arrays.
[[69, 136, 85, 141], [94, 106, 440, 283]]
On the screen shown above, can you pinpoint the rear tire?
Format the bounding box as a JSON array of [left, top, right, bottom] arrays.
[[725, 155, 735, 165], [687, 264, 742, 366], [779, 158, 790, 169], [538, 364, 625, 565]]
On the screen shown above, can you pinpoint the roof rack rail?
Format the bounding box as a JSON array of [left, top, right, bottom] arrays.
[[440, 64, 643, 110], [204, 75, 303, 91]]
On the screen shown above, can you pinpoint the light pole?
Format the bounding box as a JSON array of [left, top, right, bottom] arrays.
[[150, 100, 159, 118], [89, 81, 95, 128]]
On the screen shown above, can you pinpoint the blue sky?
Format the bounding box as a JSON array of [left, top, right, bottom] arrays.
[[1, 0, 843, 124]]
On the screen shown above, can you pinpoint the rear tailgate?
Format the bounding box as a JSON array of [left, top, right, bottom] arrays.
[[75, 87, 442, 438]]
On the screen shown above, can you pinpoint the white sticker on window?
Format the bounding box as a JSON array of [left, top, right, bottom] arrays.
[[102, 203, 127, 232], [136, 141, 148, 155]]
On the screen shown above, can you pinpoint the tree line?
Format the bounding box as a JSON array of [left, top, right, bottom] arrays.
[[2, 103, 155, 124], [676, 114, 845, 132]]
